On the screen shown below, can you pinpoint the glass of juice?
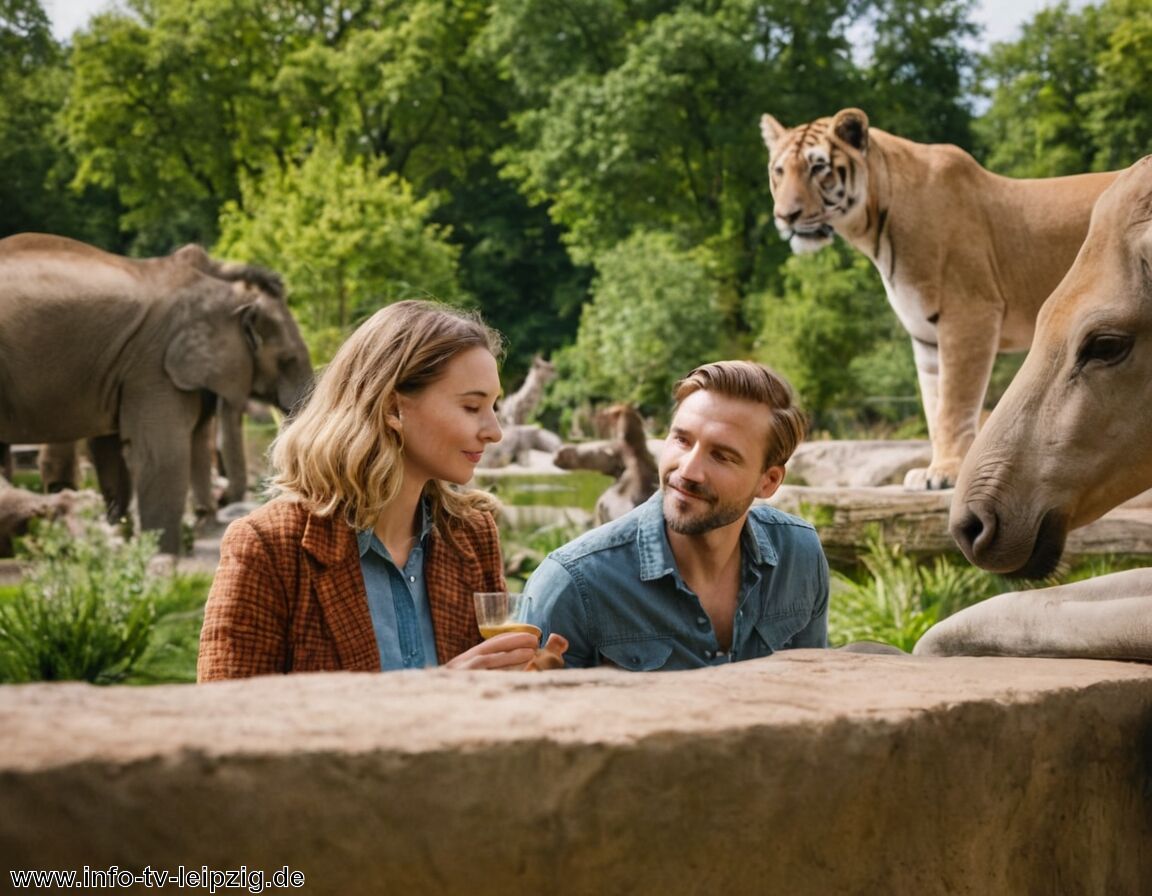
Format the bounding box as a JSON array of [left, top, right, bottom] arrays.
[[473, 592, 542, 641]]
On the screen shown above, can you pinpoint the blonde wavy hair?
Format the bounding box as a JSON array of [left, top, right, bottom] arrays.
[[672, 360, 808, 469], [270, 299, 505, 532]]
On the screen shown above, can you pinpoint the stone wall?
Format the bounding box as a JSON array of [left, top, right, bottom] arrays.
[[3, 652, 1152, 895]]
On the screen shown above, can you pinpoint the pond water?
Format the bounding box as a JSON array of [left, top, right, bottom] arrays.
[[473, 471, 611, 513]]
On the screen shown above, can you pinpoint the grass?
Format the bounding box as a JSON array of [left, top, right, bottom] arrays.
[[828, 527, 1152, 651], [829, 528, 1007, 651], [0, 568, 211, 686], [126, 572, 211, 684], [500, 519, 589, 590]]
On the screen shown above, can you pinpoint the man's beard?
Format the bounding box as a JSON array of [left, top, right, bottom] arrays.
[[662, 476, 751, 536]]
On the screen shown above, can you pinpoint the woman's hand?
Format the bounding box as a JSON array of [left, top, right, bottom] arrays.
[[446, 632, 540, 670]]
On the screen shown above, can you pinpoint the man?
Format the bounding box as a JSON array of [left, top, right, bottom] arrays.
[[525, 360, 828, 670]]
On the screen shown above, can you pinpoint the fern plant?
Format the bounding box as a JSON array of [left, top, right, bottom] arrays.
[[829, 528, 1002, 652]]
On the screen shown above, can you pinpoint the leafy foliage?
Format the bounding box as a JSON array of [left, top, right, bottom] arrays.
[[11, 0, 1147, 428], [973, 0, 1152, 177], [1082, 0, 1152, 170], [752, 243, 918, 432], [0, 0, 118, 241], [829, 528, 1004, 651], [499, 518, 590, 590], [551, 231, 726, 417], [128, 572, 212, 684], [216, 137, 464, 355], [860, 0, 980, 145], [0, 516, 161, 683]]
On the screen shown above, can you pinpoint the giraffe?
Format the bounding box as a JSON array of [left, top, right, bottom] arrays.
[[498, 355, 555, 427], [594, 403, 659, 525]]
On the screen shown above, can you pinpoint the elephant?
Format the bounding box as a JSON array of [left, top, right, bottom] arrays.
[[0, 233, 313, 555], [38, 392, 249, 528]]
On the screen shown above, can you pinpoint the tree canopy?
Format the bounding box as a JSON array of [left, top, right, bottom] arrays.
[[5, 0, 1149, 425]]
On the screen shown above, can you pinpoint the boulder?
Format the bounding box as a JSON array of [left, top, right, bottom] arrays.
[[2, 654, 1151, 894], [785, 439, 934, 487], [0, 482, 101, 558]]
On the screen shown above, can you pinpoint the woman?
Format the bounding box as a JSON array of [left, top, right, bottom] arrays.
[[197, 299, 546, 679]]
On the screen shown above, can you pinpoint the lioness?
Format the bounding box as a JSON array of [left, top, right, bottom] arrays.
[[759, 107, 1120, 488]]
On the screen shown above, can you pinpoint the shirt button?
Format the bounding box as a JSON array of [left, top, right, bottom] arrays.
[[409, 575, 416, 583], [696, 615, 708, 626]]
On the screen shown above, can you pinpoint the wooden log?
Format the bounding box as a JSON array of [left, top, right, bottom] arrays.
[[766, 485, 1152, 566]]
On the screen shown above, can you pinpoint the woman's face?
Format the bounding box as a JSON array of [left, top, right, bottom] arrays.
[[395, 346, 503, 486]]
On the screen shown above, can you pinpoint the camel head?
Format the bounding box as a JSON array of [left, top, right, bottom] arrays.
[[950, 155, 1152, 577]]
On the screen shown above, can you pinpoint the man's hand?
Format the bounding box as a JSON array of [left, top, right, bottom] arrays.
[[446, 632, 540, 670]]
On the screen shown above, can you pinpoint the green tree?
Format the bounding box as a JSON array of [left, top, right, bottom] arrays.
[[974, 1, 1108, 175], [0, 0, 57, 232], [1082, 0, 1152, 170], [752, 244, 911, 432], [551, 231, 725, 416], [63, 0, 582, 372], [487, 0, 978, 354], [862, 0, 980, 145], [216, 138, 463, 360], [50, 0, 991, 426], [492, 0, 865, 278], [441, 163, 591, 381], [0, 0, 120, 241], [974, 0, 1152, 176], [64, 0, 306, 251]]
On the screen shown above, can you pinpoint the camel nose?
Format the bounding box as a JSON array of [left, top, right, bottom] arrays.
[[949, 503, 999, 565]]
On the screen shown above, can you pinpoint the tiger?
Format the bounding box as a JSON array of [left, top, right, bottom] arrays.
[[759, 107, 1120, 489]]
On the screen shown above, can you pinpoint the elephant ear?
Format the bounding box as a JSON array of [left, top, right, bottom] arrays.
[[163, 305, 254, 408]]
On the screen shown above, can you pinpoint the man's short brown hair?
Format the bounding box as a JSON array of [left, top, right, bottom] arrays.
[[672, 360, 807, 469]]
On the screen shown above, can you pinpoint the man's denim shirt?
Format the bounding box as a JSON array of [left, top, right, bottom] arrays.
[[524, 492, 829, 670]]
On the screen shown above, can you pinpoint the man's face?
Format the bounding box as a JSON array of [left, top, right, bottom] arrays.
[[659, 389, 785, 536]]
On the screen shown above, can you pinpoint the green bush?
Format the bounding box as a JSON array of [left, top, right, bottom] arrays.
[[0, 517, 161, 684], [829, 529, 1004, 652], [128, 572, 212, 685]]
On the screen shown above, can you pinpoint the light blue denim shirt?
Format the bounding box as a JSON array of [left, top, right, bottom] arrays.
[[524, 492, 829, 670], [357, 503, 439, 671]]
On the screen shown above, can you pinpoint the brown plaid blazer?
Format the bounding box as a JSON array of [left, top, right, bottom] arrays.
[[197, 497, 507, 681]]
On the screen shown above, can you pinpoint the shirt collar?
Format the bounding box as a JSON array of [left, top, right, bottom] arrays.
[[634, 491, 780, 579], [635, 492, 675, 582], [356, 498, 434, 558], [741, 502, 780, 566]]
